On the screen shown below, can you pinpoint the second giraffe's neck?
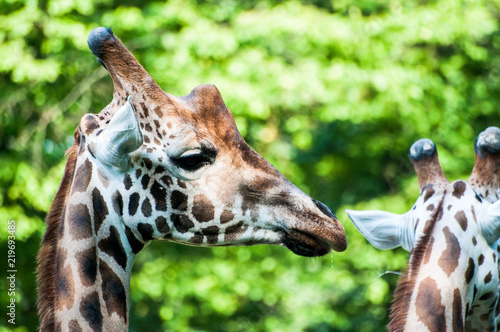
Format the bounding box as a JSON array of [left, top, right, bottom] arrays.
[[389, 199, 499, 332]]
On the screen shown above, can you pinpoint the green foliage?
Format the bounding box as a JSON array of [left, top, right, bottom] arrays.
[[1, 0, 500, 330]]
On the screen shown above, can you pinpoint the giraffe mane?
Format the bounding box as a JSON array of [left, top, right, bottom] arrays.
[[388, 197, 444, 332], [36, 128, 79, 331]]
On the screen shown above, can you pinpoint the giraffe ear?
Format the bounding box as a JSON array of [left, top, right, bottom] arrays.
[[480, 200, 500, 245], [345, 209, 415, 252], [93, 96, 143, 171]]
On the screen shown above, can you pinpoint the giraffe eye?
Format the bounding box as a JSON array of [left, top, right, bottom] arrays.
[[172, 153, 212, 171], [171, 147, 217, 172]]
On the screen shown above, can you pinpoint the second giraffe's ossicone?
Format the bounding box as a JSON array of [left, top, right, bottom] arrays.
[[37, 27, 346, 331]]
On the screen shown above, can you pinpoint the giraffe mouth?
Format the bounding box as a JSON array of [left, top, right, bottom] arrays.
[[282, 229, 334, 257]]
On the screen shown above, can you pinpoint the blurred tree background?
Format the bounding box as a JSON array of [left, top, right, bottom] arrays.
[[1, 0, 500, 330]]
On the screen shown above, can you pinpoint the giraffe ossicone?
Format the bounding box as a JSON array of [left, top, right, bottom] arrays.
[[37, 27, 347, 331], [347, 127, 500, 332]]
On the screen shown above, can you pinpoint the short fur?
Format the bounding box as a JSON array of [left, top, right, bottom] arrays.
[[37, 130, 79, 330]]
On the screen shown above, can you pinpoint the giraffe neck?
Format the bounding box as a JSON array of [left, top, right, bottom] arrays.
[[389, 187, 500, 332], [38, 145, 141, 331]]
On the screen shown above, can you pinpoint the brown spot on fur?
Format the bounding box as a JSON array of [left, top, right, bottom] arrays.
[[472, 236, 477, 246], [138, 223, 154, 241], [125, 226, 144, 254], [69, 320, 82, 332], [98, 226, 127, 270], [452, 288, 464, 332], [128, 192, 140, 216], [438, 226, 461, 277], [76, 247, 97, 287], [112, 190, 123, 216], [151, 180, 167, 211], [224, 221, 248, 242], [427, 204, 435, 211], [92, 188, 109, 234], [423, 185, 435, 202], [484, 271, 492, 284], [465, 258, 475, 284], [202, 225, 220, 244], [415, 277, 446, 331], [171, 214, 194, 233], [220, 210, 234, 224], [72, 159, 92, 193], [155, 216, 170, 234], [55, 250, 74, 310], [189, 232, 203, 244], [80, 291, 103, 332], [478, 254, 485, 266], [192, 194, 215, 223], [67, 204, 92, 240], [145, 123, 153, 132], [141, 197, 152, 217], [85, 115, 100, 135], [100, 260, 127, 323], [171, 190, 188, 211], [454, 210, 468, 231], [123, 174, 132, 190], [135, 168, 142, 179], [452, 181, 466, 198]]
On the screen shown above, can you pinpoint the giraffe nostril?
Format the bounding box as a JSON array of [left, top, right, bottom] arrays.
[[312, 199, 337, 219]]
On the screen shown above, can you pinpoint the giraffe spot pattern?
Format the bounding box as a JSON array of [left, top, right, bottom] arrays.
[[123, 174, 132, 190], [143, 158, 153, 170], [128, 192, 140, 216], [452, 288, 464, 332], [452, 181, 466, 198], [67, 204, 93, 240], [438, 226, 461, 277], [80, 291, 102, 332], [220, 209, 235, 224], [465, 258, 475, 284], [135, 168, 142, 179], [189, 232, 203, 244], [141, 174, 150, 190], [111, 190, 123, 216], [99, 260, 127, 323], [85, 115, 100, 135], [55, 250, 75, 310], [178, 180, 187, 189], [155, 216, 170, 234], [485, 272, 493, 284], [125, 226, 144, 254], [423, 186, 435, 202], [472, 236, 477, 246], [92, 188, 109, 234], [141, 197, 152, 217], [415, 277, 446, 331], [138, 223, 154, 241], [224, 221, 249, 242], [192, 194, 215, 223], [76, 246, 97, 287], [98, 226, 127, 270], [151, 180, 167, 211], [72, 159, 92, 193], [171, 214, 194, 233], [161, 175, 173, 187], [69, 319, 82, 332], [171, 190, 188, 211], [202, 226, 220, 244], [426, 204, 435, 211], [454, 210, 468, 231], [479, 254, 485, 266]]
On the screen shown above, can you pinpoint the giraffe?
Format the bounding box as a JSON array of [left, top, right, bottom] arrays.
[[36, 27, 347, 331], [346, 127, 500, 332]]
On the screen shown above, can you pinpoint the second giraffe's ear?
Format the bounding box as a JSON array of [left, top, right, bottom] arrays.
[[480, 200, 500, 245], [93, 96, 143, 171], [345, 209, 415, 252]]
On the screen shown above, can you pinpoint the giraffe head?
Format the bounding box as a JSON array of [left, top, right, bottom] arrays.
[[346, 127, 500, 331], [81, 27, 347, 255]]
